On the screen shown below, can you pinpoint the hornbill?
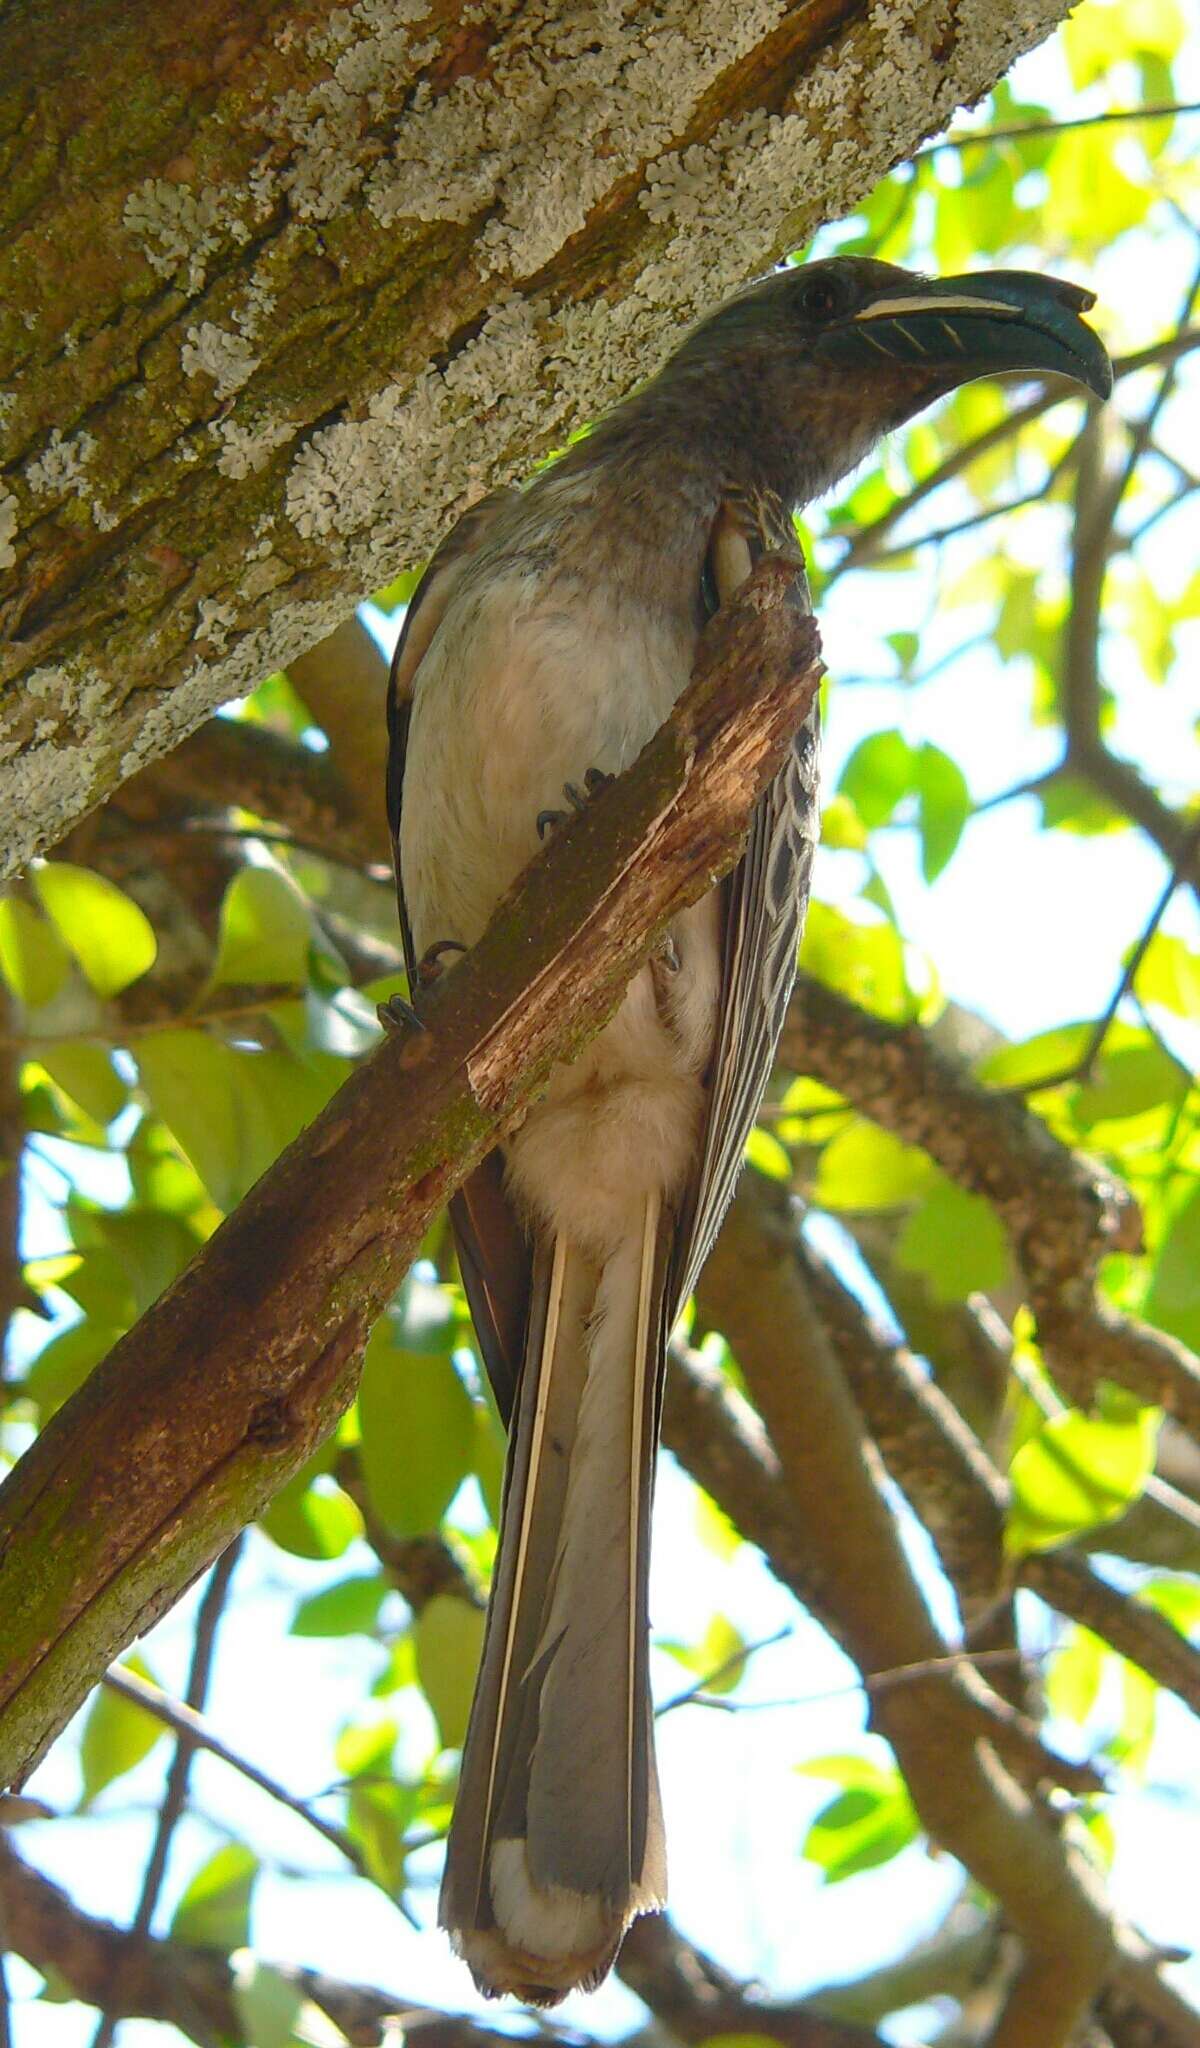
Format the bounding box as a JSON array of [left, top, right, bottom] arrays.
[[384, 258, 1111, 2003]]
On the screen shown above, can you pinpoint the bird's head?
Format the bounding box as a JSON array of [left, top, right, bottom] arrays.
[[665, 256, 1112, 506]]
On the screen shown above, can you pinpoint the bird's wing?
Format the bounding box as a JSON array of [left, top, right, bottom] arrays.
[[386, 487, 520, 984], [386, 487, 531, 1424], [669, 494, 820, 1319]]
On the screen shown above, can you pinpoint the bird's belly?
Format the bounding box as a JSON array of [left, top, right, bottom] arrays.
[[400, 574, 718, 1250], [401, 577, 691, 958]]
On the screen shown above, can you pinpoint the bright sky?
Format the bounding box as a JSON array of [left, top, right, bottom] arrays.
[[9, 26, 1200, 2048]]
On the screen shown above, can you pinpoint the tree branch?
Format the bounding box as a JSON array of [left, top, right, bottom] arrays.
[[99, 1661, 370, 1882], [688, 1177, 1192, 2048], [780, 976, 1200, 1435], [0, 560, 820, 1790], [617, 1914, 886, 2048], [89, 1541, 243, 2048], [0, 1831, 515, 2048]]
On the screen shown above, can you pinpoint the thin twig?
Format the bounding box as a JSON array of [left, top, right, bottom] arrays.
[[859, 444, 1079, 567], [825, 328, 1200, 584], [171, 819, 392, 884], [655, 1625, 793, 1717], [916, 99, 1200, 157], [89, 1541, 244, 2048], [996, 815, 1200, 1096], [99, 1668, 375, 1888]]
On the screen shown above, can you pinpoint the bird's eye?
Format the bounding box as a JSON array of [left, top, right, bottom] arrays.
[[797, 277, 844, 323]]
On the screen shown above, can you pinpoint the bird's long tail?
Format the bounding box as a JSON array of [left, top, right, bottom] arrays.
[[439, 1193, 668, 2003]]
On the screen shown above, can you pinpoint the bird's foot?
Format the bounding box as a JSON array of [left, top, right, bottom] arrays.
[[536, 767, 615, 841], [416, 938, 468, 986], [377, 993, 424, 1035], [378, 940, 468, 1031]]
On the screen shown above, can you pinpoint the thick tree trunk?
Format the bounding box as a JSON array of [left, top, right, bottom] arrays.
[[0, 0, 1070, 874]]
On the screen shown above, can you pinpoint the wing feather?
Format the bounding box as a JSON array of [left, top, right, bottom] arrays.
[[385, 488, 530, 1417], [670, 500, 819, 1318]]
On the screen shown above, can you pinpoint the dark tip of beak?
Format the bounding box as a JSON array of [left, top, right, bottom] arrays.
[[816, 268, 1113, 403]]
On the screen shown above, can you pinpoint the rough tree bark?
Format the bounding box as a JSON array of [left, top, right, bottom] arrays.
[[0, 0, 1072, 874]]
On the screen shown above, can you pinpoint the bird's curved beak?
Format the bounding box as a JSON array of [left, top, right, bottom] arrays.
[[813, 269, 1113, 401]]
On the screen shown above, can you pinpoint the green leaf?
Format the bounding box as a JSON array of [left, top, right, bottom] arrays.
[[1039, 774, 1127, 837], [38, 1043, 128, 1125], [1072, 1042, 1188, 1128], [335, 1716, 398, 1780], [170, 1843, 259, 1951], [819, 793, 868, 851], [1135, 932, 1200, 1020], [0, 897, 71, 1006], [914, 744, 971, 882], [894, 1176, 1010, 1302], [231, 1958, 306, 2048], [745, 1127, 791, 1182], [815, 1121, 931, 1211], [87, 1207, 199, 1316], [694, 1488, 741, 1563], [802, 1769, 918, 1883], [1105, 1657, 1157, 1775], [358, 1322, 475, 1538], [1006, 1399, 1161, 1556], [663, 1614, 749, 1697], [24, 1320, 122, 1422], [346, 1771, 417, 1897], [1044, 1626, 1106, 1725], [976, 1023, 1093, 1092], [212, 868, 312, 989], [799, 902, 913, 1021], [291, 1574, 388, 1638], [1145, 1186, 1200, 1353], [395, 1270, 457, 1355], [838, 731, 915, 829], [414, 1595, 485, 1749], [136, 1032, 243, 1211], [78, 1654, 165, 1808], [471, 1400, 506, 1529], [33, 865, 156, 996], [259, 1474, 362, 1560], [1138, 1578, 1200, 1637]]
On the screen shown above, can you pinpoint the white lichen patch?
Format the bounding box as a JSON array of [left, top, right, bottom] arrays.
[[26, 427, 97, 498], [124, 179, 230, 291], [0, 738, 97, 878], [231, 273, 278, 340], [0, 391, 15, 428], [0, 490, 17, 570], [214, 414, 295, 479], [181, 322, 261, 400], [286, 295, 548, 545], [195, 598, 239, 651]]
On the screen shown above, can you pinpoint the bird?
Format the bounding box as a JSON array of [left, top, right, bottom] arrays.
[[384, 258, 1111, 2005]]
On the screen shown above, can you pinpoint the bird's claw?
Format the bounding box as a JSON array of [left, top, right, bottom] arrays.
[[656, 932, 681, 975], [416, 938, 468, 987], [377, 993, 425, 1035], [537, 768, 615, 840]]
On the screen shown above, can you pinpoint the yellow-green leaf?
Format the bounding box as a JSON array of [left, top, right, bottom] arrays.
[[78, 1654, 165, 1808], [212, 868, 312, 989], [170, 1843, 259, 1951], [33, 864, 156, 996], [0, 897, 70, 1006], [414, 1594, 485, 1749]]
